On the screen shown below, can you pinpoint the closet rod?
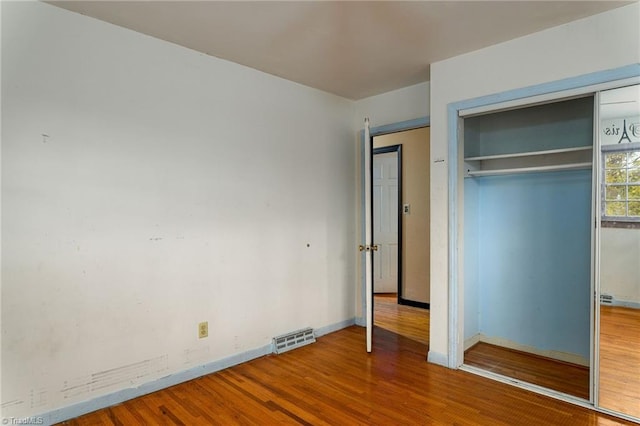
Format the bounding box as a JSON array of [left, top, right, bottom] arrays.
[[466, 162, 592, 177]]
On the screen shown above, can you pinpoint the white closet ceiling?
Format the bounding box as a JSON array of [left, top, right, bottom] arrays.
[[49, 1, 632, 100]]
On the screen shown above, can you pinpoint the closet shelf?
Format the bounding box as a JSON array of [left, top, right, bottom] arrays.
[[464, 145, 592, 162], [466, 162, 592, 177]]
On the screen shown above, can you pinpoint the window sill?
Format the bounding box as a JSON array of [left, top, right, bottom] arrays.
[[601, 220, 640, 229]]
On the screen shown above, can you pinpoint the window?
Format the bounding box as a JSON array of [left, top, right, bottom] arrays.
[[602, 143, 640, 222]]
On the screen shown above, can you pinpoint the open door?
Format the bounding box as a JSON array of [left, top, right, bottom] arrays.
[[362, 118, 374, 352]]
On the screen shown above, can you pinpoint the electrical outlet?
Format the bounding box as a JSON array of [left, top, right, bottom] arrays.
[[198, 321, 208, 339]]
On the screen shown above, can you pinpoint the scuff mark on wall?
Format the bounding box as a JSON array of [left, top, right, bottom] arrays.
[[61, 355, 169, 399]]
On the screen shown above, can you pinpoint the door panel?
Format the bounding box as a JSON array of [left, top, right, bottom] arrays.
[[373, 152, 399, 293], [364, 119, 373, 353]]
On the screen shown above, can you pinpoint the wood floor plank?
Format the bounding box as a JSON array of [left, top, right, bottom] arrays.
[[599, 306, 640, 419], [373, 293, 429, 345], [464, 342, 590, 399], [463, 305, 640, 419], [58, 325, 634, 425]]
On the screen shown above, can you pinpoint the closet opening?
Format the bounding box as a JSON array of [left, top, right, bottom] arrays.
[[461, 96, 595, 400], [447, 69, 640, 422]]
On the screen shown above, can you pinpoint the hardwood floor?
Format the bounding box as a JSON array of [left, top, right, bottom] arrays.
[[464, 342, 590, 400], [599, 306, 640, 419], [463, 305, 640, 417], [373, 293, 429, 345], [60, 326, 633, 425]]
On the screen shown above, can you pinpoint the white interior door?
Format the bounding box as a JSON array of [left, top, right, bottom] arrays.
[[364, 119, 373, 352], [373, 152, 399, 293]]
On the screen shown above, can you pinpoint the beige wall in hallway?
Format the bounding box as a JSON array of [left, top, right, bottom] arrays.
[[373, 127, 430, 304]]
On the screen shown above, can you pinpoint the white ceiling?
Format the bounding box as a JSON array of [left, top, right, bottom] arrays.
[[49, 1, 632, 100]]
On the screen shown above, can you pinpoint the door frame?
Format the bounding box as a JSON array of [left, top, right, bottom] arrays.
[[359, 117, 430, 332], [372, 145, 403, 302]]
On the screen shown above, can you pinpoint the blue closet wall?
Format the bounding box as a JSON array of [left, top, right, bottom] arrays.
[[464, 97, 593, 360], [476, 170, 591, 358], [464, 178, 480, 342]]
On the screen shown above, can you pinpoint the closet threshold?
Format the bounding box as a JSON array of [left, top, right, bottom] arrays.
[[466, 162, 592, 177]]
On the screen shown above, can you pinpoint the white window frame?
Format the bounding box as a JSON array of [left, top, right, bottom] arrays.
[[601, 141, 640, 226]]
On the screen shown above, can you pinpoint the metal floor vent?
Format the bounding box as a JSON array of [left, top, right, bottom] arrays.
[[601, 294, 614, 305], [273, 328, 316, 354]]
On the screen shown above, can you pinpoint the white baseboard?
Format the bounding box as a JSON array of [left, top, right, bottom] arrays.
[[467, 334, 589, 367], [427, 350, 448, 367], [601, 300, 640, 309], [464, 333, 481, 351], [315, 318, 356, 337]]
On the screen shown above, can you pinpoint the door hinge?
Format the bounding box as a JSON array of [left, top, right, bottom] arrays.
[[359, 244, 379, 252]]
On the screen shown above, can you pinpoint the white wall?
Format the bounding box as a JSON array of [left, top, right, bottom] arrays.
[[354, 82, 430, 129], [1, 1, 356, 419], [601, 228, 640, 304], [429, 2, 640, 364]]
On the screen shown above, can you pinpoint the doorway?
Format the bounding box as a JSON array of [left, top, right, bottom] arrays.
[[373, 147, 401, 295], [370, 126, 430, 346]]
